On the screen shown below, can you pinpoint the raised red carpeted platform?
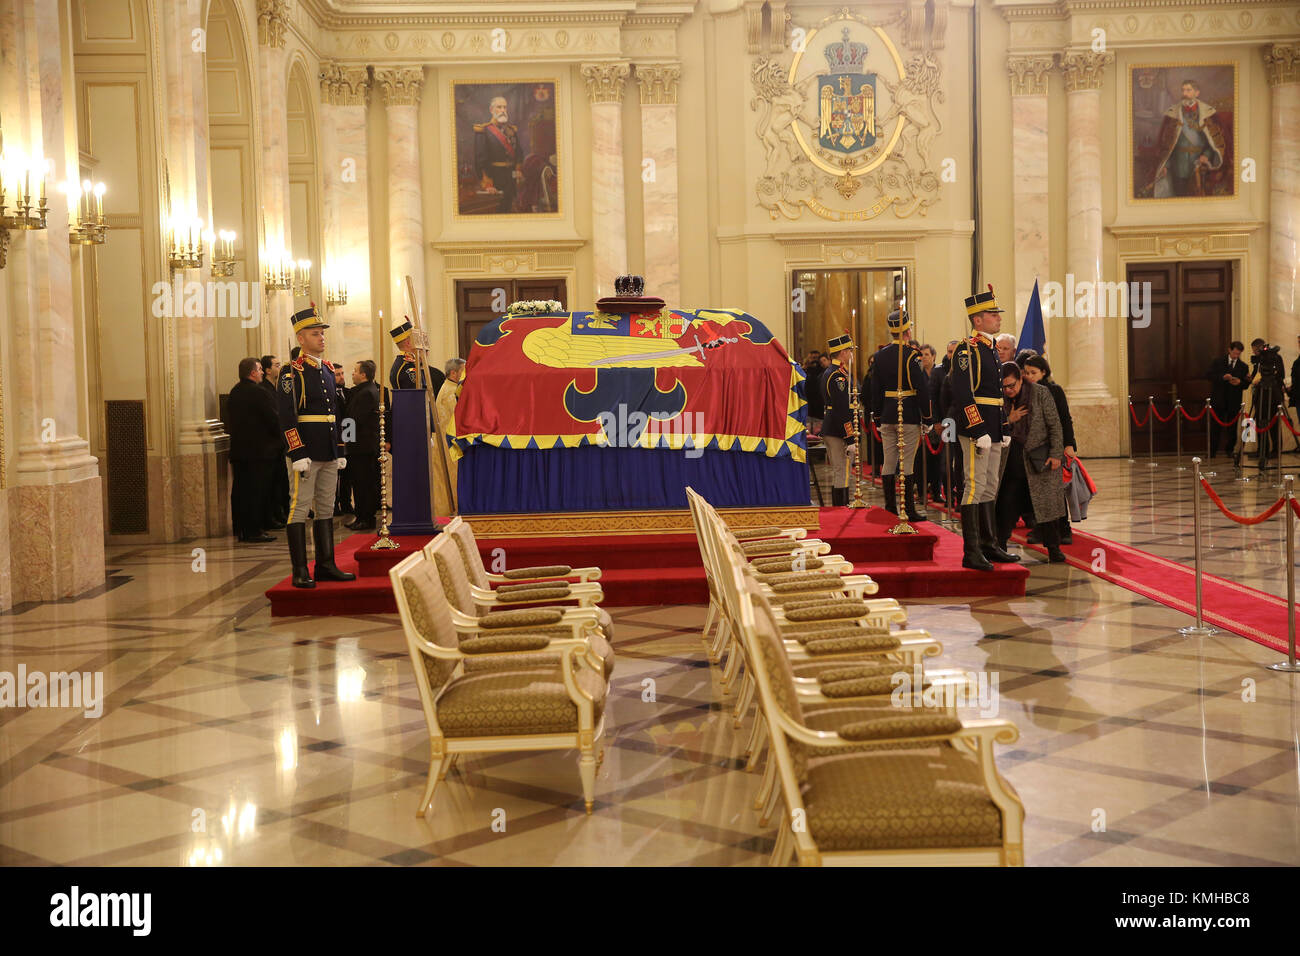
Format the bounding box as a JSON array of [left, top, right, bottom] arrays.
[[266, 507, 1027, 616]]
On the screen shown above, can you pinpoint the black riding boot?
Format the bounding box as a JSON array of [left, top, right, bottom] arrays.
[[903, 475, 927, 522], [961, 505, 993, 571], [980, 502, 1020, 563], [1057, 514, 1073, 545], [1040, 520, 1066, 563], [882, 475, 898, 516], [287, 523, 314, 589], [312, 518, 356, 582]]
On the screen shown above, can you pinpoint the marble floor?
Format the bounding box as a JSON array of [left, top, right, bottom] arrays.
[[1, 469, 1298, 866]]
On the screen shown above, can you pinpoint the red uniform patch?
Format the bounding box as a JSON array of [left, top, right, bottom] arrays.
[[963, 404, 983, 428], [285, 428, 303, 451]]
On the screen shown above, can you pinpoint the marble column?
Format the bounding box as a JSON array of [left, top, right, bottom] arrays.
[[637, 64, 682, 305], [581, 62, 630, 299], [1007, 56, 1053, 324], [169, 0, 230, 537], [258, 4, 293, 352], [320, 62, 373, 369], [1061, 50, 1118, 454], [376, 68, 430, 350], [1265, 44, 1300, 349], [0, 0, 104, 607]]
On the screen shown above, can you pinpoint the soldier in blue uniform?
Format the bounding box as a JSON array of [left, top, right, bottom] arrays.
[[870, 309, 930, 522], [388, 319, 445, 394], [278, 305, 357, 589], [820, 332, 858, 507], [949, 287, 1019, 570]]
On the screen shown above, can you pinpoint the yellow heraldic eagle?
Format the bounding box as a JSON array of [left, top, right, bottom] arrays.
[[522, 322, 706, 369]]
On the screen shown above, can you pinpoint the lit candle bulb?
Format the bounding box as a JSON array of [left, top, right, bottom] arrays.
[[93, 182, 104, 219]]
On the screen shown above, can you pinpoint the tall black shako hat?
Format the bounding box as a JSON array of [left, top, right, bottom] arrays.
[[292, 303, 328, 332], [964, 284, 1005, 322], [887, 308, 911, 337]]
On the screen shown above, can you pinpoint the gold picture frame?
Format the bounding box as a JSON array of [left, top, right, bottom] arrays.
[[1128, 61, 1238, 203], [450, 79, 564, 220]]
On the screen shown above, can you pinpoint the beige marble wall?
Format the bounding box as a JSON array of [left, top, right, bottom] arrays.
[[260, 41, 294, 350], [638, 65, 682, 305], [583, 63, 630, 297], [0, 492, 10, 611], [1266, 44, 1300, 349]]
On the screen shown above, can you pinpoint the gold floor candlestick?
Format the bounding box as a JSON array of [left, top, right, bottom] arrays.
[[848, 352, 867, 508], [371, 386, 399, 551], [889, 280, 917, 535]]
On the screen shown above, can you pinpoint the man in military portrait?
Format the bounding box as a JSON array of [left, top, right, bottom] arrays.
[[1149, 78, 1228, 198], [473, 95, 522, 213]]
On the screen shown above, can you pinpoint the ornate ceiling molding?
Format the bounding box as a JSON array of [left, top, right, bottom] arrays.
[[1000, 1, 1300, 51], [581, 62, 631, 104]]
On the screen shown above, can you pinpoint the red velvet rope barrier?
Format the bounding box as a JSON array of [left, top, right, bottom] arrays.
[[870, 421, 882, 442], [1179, 404, 1207, 422], [1281, 415, 1300, 437], [1150, 404, 1177, 423], [1259, 412, 1282, 431], [1208, 406, 1242, 427], [1129, 403, 1150, 428], [1292, 498, 1300, 521], [1199, 478, 1287, 525], [923, 432, 944, 454]]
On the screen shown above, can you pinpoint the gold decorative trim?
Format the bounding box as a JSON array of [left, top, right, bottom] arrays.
[[1061, 50, 1113, 92], [1007, 55, 1054, 95], [463, 506, 821, 539], [320, 60, 370, 105], [636, 63, 681, 106], [376, 66, 424, 106], [580, 62, 630, 104], [1264, 43, 1300, 86]]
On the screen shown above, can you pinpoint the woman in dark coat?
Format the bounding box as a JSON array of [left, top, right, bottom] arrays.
[[995, 363, 1067, 562], [1020, 355, 1076, 544]]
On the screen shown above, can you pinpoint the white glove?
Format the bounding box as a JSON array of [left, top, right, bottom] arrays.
[[292, 458, 311, 474], [975, 434, 992, 451], [337, 457, 347, 470], [1001, 436, 1011, 447]]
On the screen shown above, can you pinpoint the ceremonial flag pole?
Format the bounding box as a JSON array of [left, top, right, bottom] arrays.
[[403, 274, 456, 524], [1017, 278, 1046, 356]]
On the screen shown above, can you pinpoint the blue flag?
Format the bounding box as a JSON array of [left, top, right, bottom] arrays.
[[1017, 279, 1046, 356]]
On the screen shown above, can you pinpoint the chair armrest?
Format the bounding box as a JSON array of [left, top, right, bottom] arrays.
[[486, 566, 602, 584], [750, 556, 826, 574], [838, 714, 964, 741], [785, 625, 890, 646], [728, 525, 808, 541], [797, 633, 901, 655], [477, 608, 565, 629], [781, 601, 875, 622], [763, 573, 851, 593], [471, 582, 604, 607], [460, 633, 554, 654]]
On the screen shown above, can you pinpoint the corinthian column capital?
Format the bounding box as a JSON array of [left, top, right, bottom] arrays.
[[1007, 56, 1054, 96], [375, 67, 425, 107], [1061, 51, 1114, 93], [1264, 43, 1300, 87], [257, 0, 288, 48], [581, 62, 630, 105], [320, 63, 370, 106], [637, 64, 682, 106]]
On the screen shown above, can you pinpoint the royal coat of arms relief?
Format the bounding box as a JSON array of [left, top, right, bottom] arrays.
[[752, 9, 944, 221]]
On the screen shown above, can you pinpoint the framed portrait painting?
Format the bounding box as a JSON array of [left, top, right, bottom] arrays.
[[1130, 63, 1237, 201], [451, 80, 560, 217]]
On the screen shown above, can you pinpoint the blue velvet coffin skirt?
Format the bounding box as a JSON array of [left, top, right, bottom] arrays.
[[457, 445, 810, 513]]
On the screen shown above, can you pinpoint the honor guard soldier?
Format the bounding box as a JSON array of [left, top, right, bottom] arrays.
[[870, 309, 930, 522], [820, 331, 858, 507], [388, 319, 445, 394], [950, 286, 1019, 571], [278, 305, 357, 589]]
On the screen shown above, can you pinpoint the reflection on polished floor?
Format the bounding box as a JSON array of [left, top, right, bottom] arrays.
[[1, 489, 1298, 866]]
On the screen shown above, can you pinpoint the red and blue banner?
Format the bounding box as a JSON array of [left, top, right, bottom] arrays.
[[450, 307, 808, 462]]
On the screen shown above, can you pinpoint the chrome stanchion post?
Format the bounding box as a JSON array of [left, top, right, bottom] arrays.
[[1146, 395, 1158, 468], [1203, 399, 1216, 479], [1180, 457, 1219, 638], [1175, 399, 1185, 471], [1127, 396, 1137, 463], [943, 436, 954, 530], [1267, 474, 1300, 671], [1272, 404, 1285, 489]]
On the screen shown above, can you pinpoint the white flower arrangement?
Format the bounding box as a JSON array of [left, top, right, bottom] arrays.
[[506, 299, 563, 316]]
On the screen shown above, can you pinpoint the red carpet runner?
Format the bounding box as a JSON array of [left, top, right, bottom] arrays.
[[266, 507, 1027, 616], [1008, 526, 1297, 656]]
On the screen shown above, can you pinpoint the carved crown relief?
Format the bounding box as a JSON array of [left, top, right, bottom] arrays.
[[751, 10, 943, 222]]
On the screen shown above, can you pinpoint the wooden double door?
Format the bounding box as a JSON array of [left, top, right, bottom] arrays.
[[1126, 260, 1233, 453], [455, 278, 568, 359]]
